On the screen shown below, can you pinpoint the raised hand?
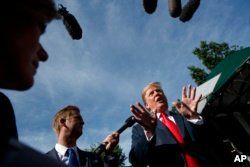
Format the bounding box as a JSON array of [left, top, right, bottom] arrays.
[[173, 85, 202, 119], [130, 102, 157, 133]]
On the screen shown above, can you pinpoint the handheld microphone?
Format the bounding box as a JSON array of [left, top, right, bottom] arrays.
[[94, 116, 136, 156], [117, 116, 136, 134], [57, 4, 82, 40]]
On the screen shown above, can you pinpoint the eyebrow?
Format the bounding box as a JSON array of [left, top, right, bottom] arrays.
[[147, 88, 162, 94]]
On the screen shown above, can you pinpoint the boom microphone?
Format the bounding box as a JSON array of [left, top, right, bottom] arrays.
[[179, 0, 200, 22], [94, 116, 136, 156], [143, 0, 158, 14], [168, 0, 182, 18], [57, 4, 82, 40]]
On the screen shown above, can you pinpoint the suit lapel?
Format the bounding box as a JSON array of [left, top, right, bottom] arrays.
[[47, 148, 62, 163], [156, 112, 178, 145], [77, 148, 87, 166], [171, 113, 185, 138]]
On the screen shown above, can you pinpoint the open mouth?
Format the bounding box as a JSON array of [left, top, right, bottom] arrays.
[[155, 96, 164, 103]]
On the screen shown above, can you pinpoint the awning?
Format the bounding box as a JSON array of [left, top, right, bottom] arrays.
[[199, 47, 250, 154]]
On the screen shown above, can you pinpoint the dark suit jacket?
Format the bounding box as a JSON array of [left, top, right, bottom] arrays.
[[129, 111, 216, 167], [1, 138, 65, 167], [0, 92, 18, 142], [0, 92, 64, 167], [47, 147, 114, 167]]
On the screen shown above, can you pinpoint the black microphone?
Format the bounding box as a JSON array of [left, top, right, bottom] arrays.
[[168, 0, 182, 18], [143, 0, 158, 14], [57, 4, 82, 40], [179, 0, 200, 22], [94, 116, 136, 156], [117, 116, 136, 134]]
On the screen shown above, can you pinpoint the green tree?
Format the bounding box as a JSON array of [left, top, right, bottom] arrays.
[[188, 41, 243, 85], [110, 145, 127, 167], [85, 144, 127, 167]]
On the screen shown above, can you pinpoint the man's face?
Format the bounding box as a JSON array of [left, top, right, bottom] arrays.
[[65, 112, 84, 139], [144, 86, 168, 113], [1, 23, 48, 90]]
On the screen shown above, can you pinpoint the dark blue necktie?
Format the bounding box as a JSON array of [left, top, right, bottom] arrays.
[[67, 148, 79, 167]]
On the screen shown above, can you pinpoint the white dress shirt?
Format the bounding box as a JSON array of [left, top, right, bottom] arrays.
[[55, 143, 80, 166]]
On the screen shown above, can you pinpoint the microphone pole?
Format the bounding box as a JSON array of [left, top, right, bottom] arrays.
[[94, 116, 136, 156]]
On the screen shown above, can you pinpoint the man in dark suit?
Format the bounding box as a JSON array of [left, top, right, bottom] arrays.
[[0, 0, 65, 166], [47, 105, 119, 167], [129, 82, 216, 167]]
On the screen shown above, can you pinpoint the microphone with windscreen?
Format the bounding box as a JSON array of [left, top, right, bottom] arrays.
[[57, 4, 82, 40], [179, 0, 200, 22], [168, 0, 182, 18], [143, 0, 158, 14], [94, 116, 136, 156]]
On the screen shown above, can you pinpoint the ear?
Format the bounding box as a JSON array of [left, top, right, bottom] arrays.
[[59, 118, 66, 126]]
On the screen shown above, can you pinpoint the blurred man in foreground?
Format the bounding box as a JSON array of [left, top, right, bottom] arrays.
[[0, 0, 65, 166]]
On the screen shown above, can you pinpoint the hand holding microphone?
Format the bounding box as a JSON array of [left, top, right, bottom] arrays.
[[94, 116, 136, 156], [102, 132, 119, 153]]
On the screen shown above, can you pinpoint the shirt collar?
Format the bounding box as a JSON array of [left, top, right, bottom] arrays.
[[55, 143, 78, 156], [156, 112, 161, 118], [156, 110, 170, 118]]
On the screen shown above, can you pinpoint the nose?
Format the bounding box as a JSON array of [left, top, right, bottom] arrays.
[[153, 90, 162, 97], [153, 90, 159, 96], [37, 43, 48, 62]]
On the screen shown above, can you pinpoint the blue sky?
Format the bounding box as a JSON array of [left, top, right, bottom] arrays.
[[1, 0, 250, 165]]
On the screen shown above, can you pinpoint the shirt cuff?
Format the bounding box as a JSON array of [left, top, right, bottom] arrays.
[[144, 130, 155, 141], [187, 115, 204, 125]]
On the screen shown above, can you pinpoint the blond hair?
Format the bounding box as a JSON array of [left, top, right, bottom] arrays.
[[53, 105, 80, 135], [141, 82, 162, 104]]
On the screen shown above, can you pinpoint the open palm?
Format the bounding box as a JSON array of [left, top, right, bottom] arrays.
[[174, 85, 202, 119]]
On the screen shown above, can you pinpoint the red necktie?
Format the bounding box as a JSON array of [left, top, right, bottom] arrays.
[[159, 112, 200, 167]]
